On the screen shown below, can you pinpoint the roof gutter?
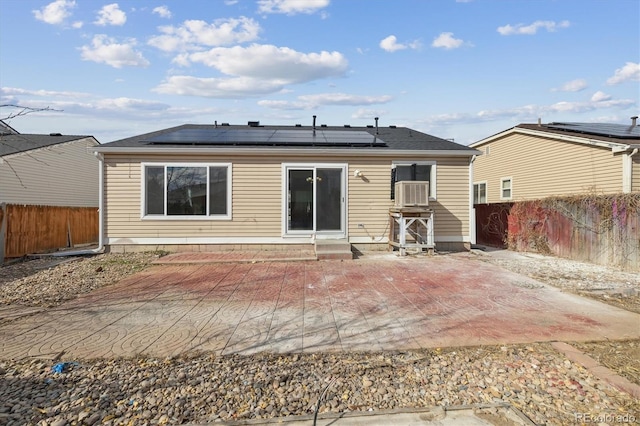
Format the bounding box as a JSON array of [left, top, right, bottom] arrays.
[[612, 144, 640, 154], [90, 146, 482, 157]]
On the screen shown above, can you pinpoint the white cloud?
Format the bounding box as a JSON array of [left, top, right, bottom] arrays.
[[1, 87, 91, 98], [153, 76, 285, 98], [72, 21, 83, 28], [80, 35, 150, 68], [606, 62, 640, 85], [33, 0, 76, 25], [257, 0, 330, 15], [591, 91, 612, 102], [258, 100, 306, 110], [152, 6, 172, 19], [422, 96, 636, 126], [497, 20, 570, 36], [148, 17, 261, 52], [431, 32, 464, 50], [299, 93, 393, 106], [379, 35, 420, 52], [95, 97, 168, 111], [259, 93, 393, 110], [352, 108, 388, 120], [552, 78, 587, 92], [94, 3, 127, 26], [185, 44, 348, 83], [154, 44, 348, 98]]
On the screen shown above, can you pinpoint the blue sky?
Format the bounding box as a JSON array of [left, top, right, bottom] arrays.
[[1, 0, 638, 145]]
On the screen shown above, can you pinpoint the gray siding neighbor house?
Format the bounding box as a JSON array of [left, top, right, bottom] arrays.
[[0, 124, 100, 207]]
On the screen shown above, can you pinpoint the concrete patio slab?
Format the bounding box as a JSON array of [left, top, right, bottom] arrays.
[[1, 253, 638, 360]]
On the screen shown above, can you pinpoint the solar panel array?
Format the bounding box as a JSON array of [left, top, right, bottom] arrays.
[[546, 122, 640, 139], [145, 128, 387, 147]]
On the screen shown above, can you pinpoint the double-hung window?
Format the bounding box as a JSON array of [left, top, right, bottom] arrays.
[[143, 163, 231, 219], [473, 182, 487, 204], [500, 177, 512, 200], [391, 161, 436, 200]]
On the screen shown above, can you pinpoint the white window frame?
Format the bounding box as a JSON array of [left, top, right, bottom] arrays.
[[140, 162, 232, 220], [500, 177, 512, 200], [392, 161, 437, 200], [473, 181, 487, 204]]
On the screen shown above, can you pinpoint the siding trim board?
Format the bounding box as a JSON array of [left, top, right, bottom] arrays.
[[105, 235, 471, 245]]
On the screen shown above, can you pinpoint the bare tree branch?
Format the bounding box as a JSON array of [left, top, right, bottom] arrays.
[[1, 104, 63, 121]]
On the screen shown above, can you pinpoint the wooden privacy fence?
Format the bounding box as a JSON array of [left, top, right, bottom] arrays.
[[506, 194, 640, 271], [474, 203, 513, 248], [475, 195, 639, 271], [0, 203, 98, 260]]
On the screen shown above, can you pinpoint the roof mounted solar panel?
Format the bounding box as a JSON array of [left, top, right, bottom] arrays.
[[546, 122, 640, 139], [144, 128, 387, 147]]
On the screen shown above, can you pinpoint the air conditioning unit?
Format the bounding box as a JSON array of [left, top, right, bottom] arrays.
[[395, 181, 429, 207]]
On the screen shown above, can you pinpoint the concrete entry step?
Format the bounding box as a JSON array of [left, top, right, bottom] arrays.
[[315, 239, 353, 260]]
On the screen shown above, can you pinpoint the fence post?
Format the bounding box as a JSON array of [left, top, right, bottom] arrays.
[[0, 203, 6, 264]]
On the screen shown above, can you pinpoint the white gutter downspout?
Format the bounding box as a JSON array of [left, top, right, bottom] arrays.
[[469, 155, 477, 246], [623, 148, 639, 193], [51, 152, 105, 257]]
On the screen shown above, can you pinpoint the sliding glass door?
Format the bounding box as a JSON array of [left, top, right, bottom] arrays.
[[285, 165, 345, 237]]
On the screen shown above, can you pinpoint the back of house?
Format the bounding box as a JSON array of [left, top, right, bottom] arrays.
[[93, 121, 481, 255]]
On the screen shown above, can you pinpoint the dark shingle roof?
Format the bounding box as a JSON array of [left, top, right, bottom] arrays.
[[0, 120, 19, 135], [99, 123, 474, 153], [0, 133, 95, 157], [516, 123, 640, 143]]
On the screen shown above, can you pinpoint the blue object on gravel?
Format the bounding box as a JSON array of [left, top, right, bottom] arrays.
[[52, 362, 78, 373]]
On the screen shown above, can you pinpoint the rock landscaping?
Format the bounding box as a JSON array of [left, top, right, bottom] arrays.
[[0, 251, 638, 425]]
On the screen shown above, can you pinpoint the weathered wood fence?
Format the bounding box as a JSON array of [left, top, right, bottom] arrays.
[[474, 203, 512, 248], [475, 194, 640, 271], [0, 203, 98, 261]]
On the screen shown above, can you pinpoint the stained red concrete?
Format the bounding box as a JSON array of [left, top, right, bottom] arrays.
[[1, 253, 638, 359]]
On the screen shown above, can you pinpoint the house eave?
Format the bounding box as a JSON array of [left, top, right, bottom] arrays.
[[1, 136, 99, 160], [91, 146, 482, 157], [470, 127, 633, 152], [612, 144, 640, 154]]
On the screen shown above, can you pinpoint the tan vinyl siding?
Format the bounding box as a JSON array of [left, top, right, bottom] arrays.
[[0, 138, 98, 207], [633, 155, 640, 192], [473, 134, 623, 203], [104, 153, 471, 244], [104, 155, 282, 239]]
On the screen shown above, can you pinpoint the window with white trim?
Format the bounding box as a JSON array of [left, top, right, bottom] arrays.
[[473, 182, 487, 204], [143, 163, 231, 218], [500, 177, 512, 200], [391, 161, 436, 200]]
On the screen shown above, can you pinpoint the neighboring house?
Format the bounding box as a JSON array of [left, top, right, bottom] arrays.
[[92, 121, 481, 253], [0, 123, 100, 259], [469, 119, 640, 204], [0, 126, 99, 206]]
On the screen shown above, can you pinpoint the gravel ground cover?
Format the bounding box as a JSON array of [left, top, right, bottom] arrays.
[[0, 251, 638, 425]]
